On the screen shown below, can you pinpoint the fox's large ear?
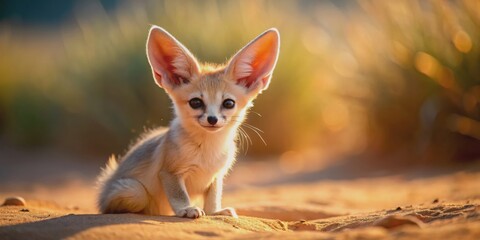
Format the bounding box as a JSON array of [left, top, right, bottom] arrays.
[[146, 26, 200, 89], [225, 28, 280, 94]]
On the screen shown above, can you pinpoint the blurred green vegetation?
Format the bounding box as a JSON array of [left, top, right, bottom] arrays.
[[0, 0, 479, 163]]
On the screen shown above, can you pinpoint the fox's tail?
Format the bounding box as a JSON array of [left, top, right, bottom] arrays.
[[96, 155, 149, 213], [96, 155, 118, 190]]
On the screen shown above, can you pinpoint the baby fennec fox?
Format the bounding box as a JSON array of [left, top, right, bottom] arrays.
[[97, 26, 280, 218]]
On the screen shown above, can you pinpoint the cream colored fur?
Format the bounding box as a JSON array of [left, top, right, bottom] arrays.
[[97, 26, 280, 218]]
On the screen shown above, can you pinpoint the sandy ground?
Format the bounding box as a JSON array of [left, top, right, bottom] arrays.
[[1, 148, 480, 239]]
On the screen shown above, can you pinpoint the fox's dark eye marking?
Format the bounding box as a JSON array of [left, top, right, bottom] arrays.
[[222, 99, 235, 109], [189, 98, 204, 109]]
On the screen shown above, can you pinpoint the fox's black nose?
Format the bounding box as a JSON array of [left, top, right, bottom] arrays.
[[207, 116, 218, 125]]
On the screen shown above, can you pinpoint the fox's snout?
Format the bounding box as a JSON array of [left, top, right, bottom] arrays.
[[198, 113, 225, 131], [207, 116, 218, 125]]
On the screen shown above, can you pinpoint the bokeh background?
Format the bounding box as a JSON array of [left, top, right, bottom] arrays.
[[1, 0, 479, 174]]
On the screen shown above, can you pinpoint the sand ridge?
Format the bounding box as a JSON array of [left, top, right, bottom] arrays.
[[0, 200, 479, 239]]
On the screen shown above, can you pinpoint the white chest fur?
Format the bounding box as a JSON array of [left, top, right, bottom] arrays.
[[165, 127, 237, 196], [191, 144, 234, 191]]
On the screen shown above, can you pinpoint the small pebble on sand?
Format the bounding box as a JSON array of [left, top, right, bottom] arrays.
[[2, 197, 26, 206]]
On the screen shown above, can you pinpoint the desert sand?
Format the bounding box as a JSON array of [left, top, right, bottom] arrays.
[[1, 150, 479, 239]]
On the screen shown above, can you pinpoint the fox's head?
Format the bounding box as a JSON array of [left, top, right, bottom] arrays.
[[146, 26, 280, 133]]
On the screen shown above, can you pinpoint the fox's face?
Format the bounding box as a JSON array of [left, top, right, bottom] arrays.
[[167, 72, 252, 132], [146, 26, 280, 133]]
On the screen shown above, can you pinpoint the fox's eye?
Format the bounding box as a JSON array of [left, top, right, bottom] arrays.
[[222, 99, 235, 109], [189, 98, 204, 109]]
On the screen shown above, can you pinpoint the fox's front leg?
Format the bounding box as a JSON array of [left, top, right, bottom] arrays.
[[204, 176, 238, 218], [159, 170, 205, 218]]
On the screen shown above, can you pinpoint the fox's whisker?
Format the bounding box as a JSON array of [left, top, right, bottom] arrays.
[[228, 119, 266, 146], [241, 122, 264, 133], [249, 111, 263, 117], [241, 124, 266, 146]]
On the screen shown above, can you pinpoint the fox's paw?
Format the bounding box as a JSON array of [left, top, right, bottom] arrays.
[[213, 207, 238, 218], [177, 206, 205, 218]]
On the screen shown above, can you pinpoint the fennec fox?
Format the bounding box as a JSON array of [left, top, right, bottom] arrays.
[[97, 26, 280, 218]]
